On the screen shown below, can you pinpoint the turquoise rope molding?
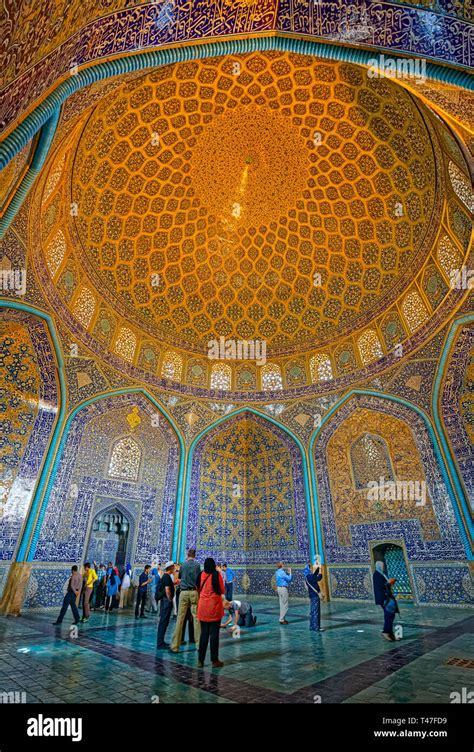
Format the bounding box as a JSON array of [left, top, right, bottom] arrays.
[[24, 388, 186, 564], [432, 313, 474, 541], [1, 33, 473, 234], [308, 389, 473, 562], [0, 301, 66, 562], [177, 406, 319, 564], [0, 110, 60, 240]]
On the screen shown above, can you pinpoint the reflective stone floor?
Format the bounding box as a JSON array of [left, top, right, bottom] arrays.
[[0, 597, 472, 704]]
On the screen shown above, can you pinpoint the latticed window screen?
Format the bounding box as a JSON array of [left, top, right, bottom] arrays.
[[108, 437, 141, 481], [72, 287, 95, 328], [114, 327, 137, 363], [211, 362, 232, 390], [437, 234, 463, 279], [161, 350, 183, 381], [448, 161, 474, 213], [44, 152, 66, 201], [357, 329, 384, 365], [350, 432, 395, 489], [401, 290, 429, 333], [261, 363, 283, 391], [310, 353, 333, 382], [45, 229, 67, 277]]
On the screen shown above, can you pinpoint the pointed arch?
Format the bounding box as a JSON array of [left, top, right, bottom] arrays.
[[178, 407, 317, 562], [0, 301, 66, 563], [309, 389, 472, 562], [25, 388, 185, 563], [85, 498, 138, 568]]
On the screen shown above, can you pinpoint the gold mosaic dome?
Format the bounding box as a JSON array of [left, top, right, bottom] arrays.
[[68, 52, 438, 357]]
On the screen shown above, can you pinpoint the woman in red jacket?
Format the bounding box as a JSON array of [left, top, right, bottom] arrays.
[[197, 557, 227, 668]]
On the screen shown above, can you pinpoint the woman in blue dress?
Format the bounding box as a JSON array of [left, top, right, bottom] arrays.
[[304, 563, 324, 631]]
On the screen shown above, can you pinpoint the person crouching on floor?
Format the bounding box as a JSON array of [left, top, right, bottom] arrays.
[[221, 600, 257, 630]]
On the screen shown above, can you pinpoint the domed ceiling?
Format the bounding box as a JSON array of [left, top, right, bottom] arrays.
[[69, 52, 437, 356], [31, 51, 472, 396]]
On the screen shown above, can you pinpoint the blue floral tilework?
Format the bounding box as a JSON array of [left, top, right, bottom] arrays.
[[329, 566, 373, 601], [412, 564, 474, 606]]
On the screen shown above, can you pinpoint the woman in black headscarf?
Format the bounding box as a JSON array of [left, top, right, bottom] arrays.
[[373, 560, 399, 641], [196, 558, 227, 668]]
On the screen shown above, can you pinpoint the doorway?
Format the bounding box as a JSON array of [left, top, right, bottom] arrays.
[[86, 507, 130, 570], [371, 542, 413, 602]]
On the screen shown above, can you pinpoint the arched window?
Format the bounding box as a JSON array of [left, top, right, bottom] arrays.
[[210, 362, 232, 390], [113, 327, 137, 363], [161, 350, 183, 381], [437, 234, 463, 279], [357, 329, 384, 365], [448, 162, 474, 213], [350, 433, 395, 490], [261, 363, 283, 391], [310, 353, 333, 383], [108, 437, 141, 481], [45, 229, 66, 278], [401, 290, 429, 333], [72, 286, 96, 329]]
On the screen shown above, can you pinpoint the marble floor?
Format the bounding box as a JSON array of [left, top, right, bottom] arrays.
[[0, 597, 472, 704]]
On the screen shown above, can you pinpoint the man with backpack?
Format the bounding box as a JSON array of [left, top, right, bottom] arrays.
[[135, 564, 152, 619]]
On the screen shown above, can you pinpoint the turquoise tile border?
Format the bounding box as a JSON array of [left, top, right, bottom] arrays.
[[431, 313, 474, 542]]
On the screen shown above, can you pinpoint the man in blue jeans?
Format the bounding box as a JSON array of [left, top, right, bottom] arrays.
[[156, 562, 176, 649], [53, 565, 81, 625], [135, 564, 152, 619], [222, 563, 235, 601]]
